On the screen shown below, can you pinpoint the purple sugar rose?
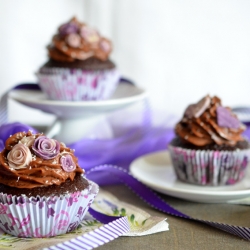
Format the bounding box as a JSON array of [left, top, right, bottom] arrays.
[[32, 136, 60, 160], [59, 22, 79, 36], [60, 154, 76, 172]]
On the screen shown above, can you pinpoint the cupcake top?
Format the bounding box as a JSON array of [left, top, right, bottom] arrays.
[[175, 95, 246, 147], [48, 17, 112, 63], [0, 131, 84, 189]]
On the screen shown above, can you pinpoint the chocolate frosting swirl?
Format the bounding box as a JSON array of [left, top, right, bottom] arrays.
[[48, 17, 112, 62], [0, 131, 84, 188], [175, 95, 246, 147]]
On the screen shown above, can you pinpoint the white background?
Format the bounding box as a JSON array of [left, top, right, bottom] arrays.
[[1, 0, 250, 126]]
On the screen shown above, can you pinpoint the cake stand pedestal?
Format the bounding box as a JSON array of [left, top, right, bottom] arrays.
[[46, 115, 112, 144]]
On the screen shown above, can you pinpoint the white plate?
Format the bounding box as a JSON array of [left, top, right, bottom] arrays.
[[9, 81, 148, 119], [130, 150, 250, 203]]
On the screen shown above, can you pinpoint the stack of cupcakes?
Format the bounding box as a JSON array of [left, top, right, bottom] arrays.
[[36, 17, 120, 101], [0, 131, 98, 237], [169, 95, 250, 186]]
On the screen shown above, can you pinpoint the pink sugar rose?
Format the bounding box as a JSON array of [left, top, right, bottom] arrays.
[[7, 143, 32, 169], [80, 26, 100, 43], [66, 33, 81, 48]]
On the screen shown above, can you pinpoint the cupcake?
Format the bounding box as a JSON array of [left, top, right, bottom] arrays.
[[0, 131, 98, 237], [36, 17, 120, 101], [168, 95, 250, 186]]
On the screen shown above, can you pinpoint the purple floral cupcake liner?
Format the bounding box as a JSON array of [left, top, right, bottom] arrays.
[[168, 145, 250, 186], [0, 179, 98, 238], [36, 68, 120, 101]]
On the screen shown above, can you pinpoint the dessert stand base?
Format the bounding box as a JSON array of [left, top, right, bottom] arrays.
[[46, 115, 113, 144]]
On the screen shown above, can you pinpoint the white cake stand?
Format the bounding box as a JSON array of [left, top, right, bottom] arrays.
[[9, 80, 148, 144]]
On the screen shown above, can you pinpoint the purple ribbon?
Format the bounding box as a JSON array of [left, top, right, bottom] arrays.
[[88, 207, 125, 224], [69, 126, 174, 185], [0, 122, 38, 151]]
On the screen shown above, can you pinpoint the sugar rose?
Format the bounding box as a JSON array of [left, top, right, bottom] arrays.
[[7, 143, 32, 169], [60, 154, 76, 172], [32, 136, 60, 160], [80, 26, 100, 43]]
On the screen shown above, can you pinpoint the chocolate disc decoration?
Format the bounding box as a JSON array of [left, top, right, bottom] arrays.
[[184, 95, 211, 118], [217, 106, 240, 129]]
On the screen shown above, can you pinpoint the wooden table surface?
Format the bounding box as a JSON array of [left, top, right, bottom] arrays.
[[97, 185, 250, 250]]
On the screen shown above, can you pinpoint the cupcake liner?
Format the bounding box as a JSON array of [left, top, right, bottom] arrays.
[[36, 68, 120, 101], [0, 179, 98, 238], [168, 145, 250, 186]]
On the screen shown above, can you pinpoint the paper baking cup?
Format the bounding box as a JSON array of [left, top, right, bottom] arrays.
[[168, 145, 250, 186], [0, 179, 98, 238], [36, 68, 120, 101]]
